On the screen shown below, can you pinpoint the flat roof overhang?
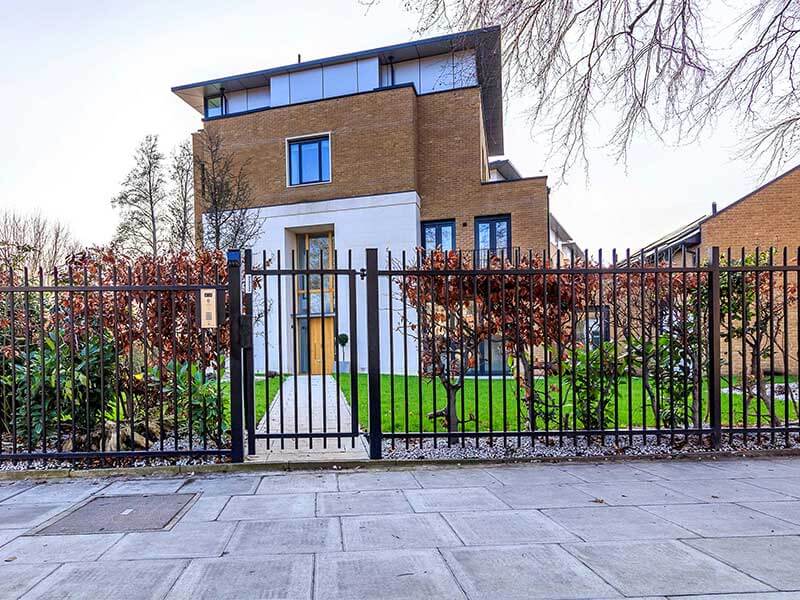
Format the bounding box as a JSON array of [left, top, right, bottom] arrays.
[[172, 26, 504, 154]]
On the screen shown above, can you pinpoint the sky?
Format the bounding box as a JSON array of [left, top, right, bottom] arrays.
[[0, 0, 777, 254]]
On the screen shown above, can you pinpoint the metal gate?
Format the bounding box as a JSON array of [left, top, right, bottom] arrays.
[[237, 248, 363, 455]]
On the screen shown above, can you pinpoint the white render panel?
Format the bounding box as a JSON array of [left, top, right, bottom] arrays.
[[226, 90, 248, 113], [392, 59, 421, 91], [270, 74, 290, 106], [453, 49, 478, 86], [247, 86, 270, 109], [419, 54, 454, 92], [246, 191, 421, 377], [357, 57, 379, 91], [323, 62, 358, 98], [290, 68, 323, 103]]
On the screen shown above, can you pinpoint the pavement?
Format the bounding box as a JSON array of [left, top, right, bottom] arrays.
[[2, 457, 800, 598]]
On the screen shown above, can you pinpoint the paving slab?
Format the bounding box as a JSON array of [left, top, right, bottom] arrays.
[[411, 468, 501, 488], [484, 465, 582, 485], [341, 513, 462, 550], [543, 506, 697, 541], [657, 478, 793, 502], [489, 483, 599, 509], [742, 500, 800, 525], [574, 481, 699, 506], [315, 549, 465, 599], [745, 477, 800, 498], [561, 463, 665, 483], [0, 482, 33, 502], [0, 533, 122, 563], [177, 475, 259, 496], [167, 556, 313, 600], [225, 517, 341, 554], [256, 472, 338, 494], [631, 461, 730, 480], [671, 593, 800, 600], [707, 459, 800, 479], [178, 495, 230, 522], [0, 503, 70, 530], [97, 478, 186, 496], [337, 470, 420, 491], [23, 559, 187, 600], [2, 480, 107, 505], [643, 502, 800, 537], [404, 487, 509, 512], [442, 509, 578, 545], [564, 540, 770, 597], [686, 535, 800, 590], [218, 493, 315, 521], [0, 563, 59, 599], [317, 490, 412, 516], [442, 543, 620, 599], [101, 521, 235, 560], [0, 529, 26, 548]]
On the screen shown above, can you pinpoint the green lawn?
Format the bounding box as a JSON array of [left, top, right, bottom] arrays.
[[336, 373, 799, 433], [221, 376, 286, 426]]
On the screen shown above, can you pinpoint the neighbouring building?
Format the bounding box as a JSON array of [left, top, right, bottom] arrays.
[[635, 163, 800, 375], [172, 27, 575, 375]]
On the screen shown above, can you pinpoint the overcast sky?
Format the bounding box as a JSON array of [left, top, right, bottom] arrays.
[[0, 0, 775, 254]]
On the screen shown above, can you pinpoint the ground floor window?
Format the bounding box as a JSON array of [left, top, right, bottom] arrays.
[[421, 219, 456, 251]]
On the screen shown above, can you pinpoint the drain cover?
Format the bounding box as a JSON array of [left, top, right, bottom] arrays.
[[36, 494, 194, 535]]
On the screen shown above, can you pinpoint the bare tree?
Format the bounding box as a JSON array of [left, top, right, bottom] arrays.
[[112, 135, 168, 257], [166, 140, 195, 254], [389, 0, 800, 177], [0, 210, 80, 273], [194, 128, 263, 251]]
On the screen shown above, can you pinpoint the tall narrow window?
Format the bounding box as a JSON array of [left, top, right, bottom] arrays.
[[288, 135, 331, 186], [421, 220, 456, 250], [205, 95, 224, 118]]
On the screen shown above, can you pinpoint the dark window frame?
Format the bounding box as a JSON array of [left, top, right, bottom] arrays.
[[204, 95, 225, 118], [474, 214, 511, 254], [287, 135, 331, 186], [421, 219, 456, 250]]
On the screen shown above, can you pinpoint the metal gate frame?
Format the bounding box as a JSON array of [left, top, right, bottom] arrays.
[[232, 248, 364, 459]]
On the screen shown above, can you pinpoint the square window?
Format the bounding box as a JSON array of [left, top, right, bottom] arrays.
[[288, 136, 331, 186], [421, 220, 456, 251]]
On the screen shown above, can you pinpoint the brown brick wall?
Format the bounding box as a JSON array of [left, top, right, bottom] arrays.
[[699, 165, 800, 254], [193, 85, 549, 254], [698, 165, 800, 376], [192, 86, 418, 216], [416, 88, 549, 252]]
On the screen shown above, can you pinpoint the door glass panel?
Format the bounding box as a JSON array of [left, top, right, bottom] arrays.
[[495, 220, 508, 252], [477, 222, 491, 249]]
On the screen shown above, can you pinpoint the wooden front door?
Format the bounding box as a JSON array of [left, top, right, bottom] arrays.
[[309, 317, 335, 375]]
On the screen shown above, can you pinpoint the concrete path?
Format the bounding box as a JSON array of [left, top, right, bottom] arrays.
[[254, 375, 368, 459], [4, 457, 800, 598]]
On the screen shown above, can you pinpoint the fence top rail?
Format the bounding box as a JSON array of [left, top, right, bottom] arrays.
[[245, 267, 358, 277], [378, 265, 713, 276], [0, 283, 228, 293]]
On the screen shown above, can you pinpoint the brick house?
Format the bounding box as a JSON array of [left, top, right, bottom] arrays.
[[636, 163, 800, 375], [172, 27, 575, 374]]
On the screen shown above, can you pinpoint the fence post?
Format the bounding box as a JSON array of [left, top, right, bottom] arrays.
[[228, 249, 245, 463], [243, 290, 255, 457], [708, 246, 722, 449], [365, 248, 382, 459]]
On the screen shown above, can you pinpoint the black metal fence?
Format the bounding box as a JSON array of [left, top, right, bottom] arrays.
[[0, 251, 237, 463], [2, 246, 798, 464], [367, 246, 800, 457]]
